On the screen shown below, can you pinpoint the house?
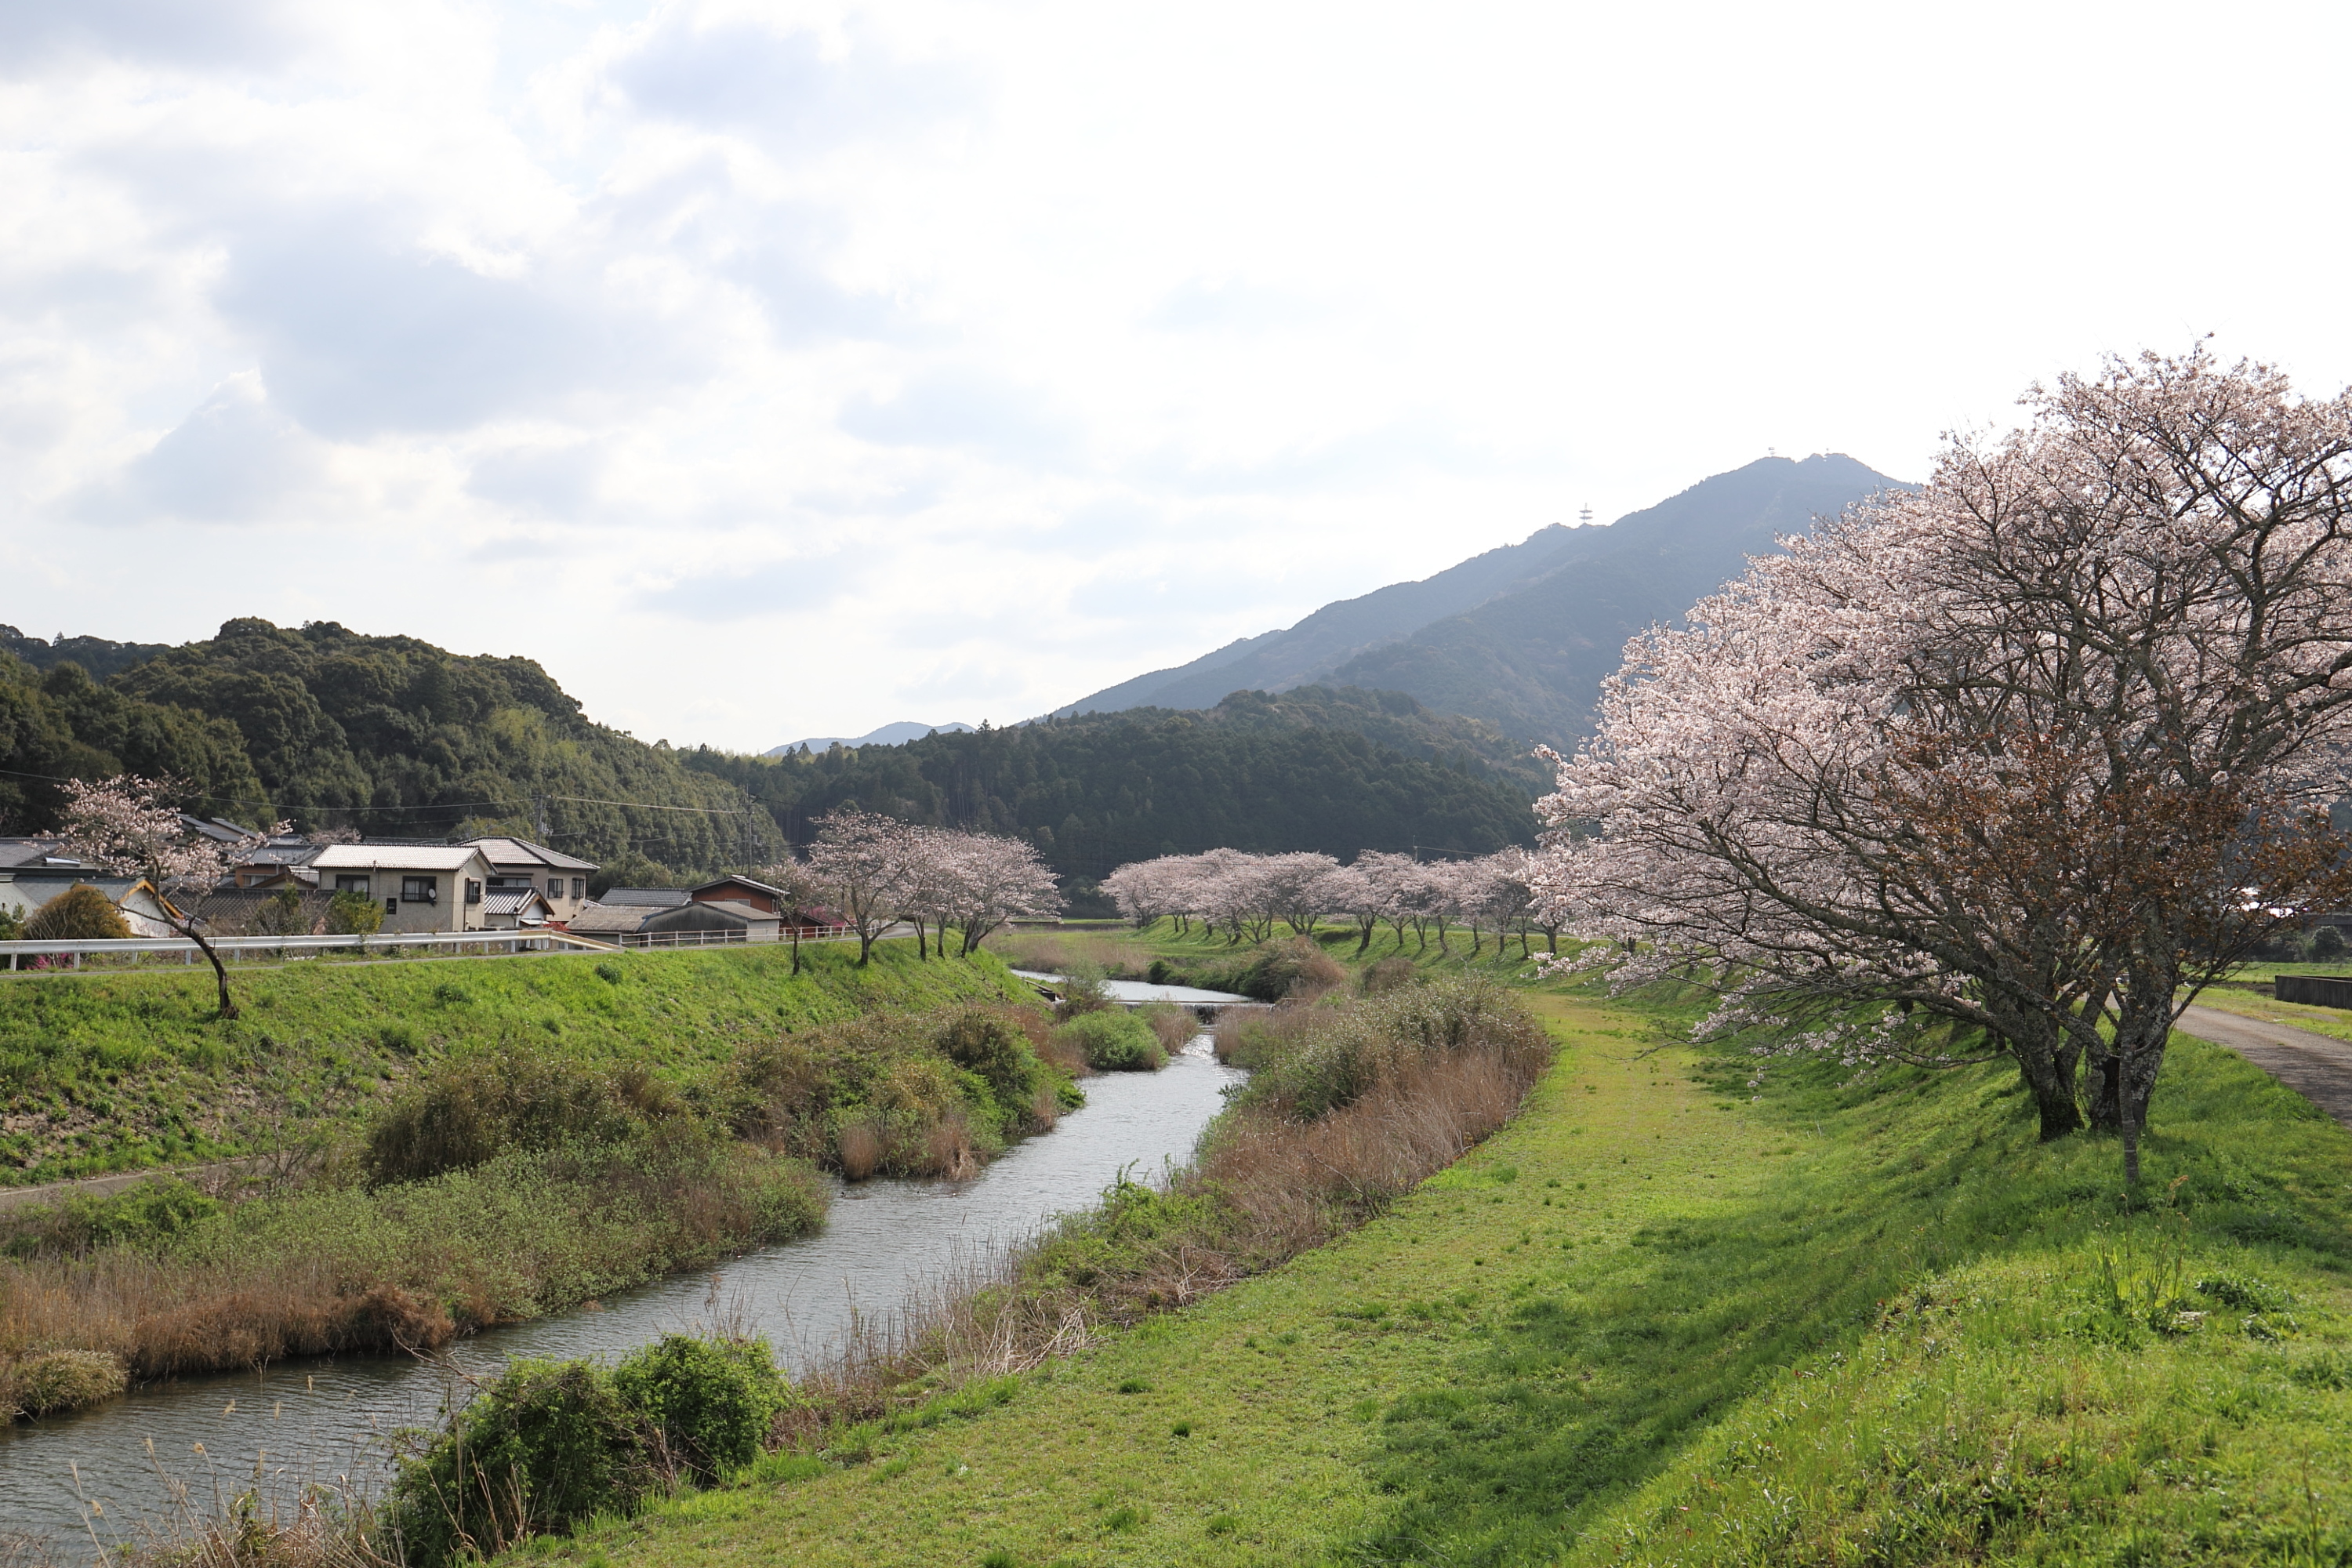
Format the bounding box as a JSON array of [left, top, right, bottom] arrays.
[[684, 877, 840, 933], [460, 837, 600, 927], [226, 833, 328, 889], [309, 844, 497, 934]]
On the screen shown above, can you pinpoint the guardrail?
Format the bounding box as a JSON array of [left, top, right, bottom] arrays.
[[615, 924, 856, 949], [1, 927, 618, 971]]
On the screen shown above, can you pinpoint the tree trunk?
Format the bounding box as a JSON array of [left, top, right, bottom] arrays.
[[789, 925, 803, 975], [1356, 917, 1374, 954], [187, 925, 237, 1020]]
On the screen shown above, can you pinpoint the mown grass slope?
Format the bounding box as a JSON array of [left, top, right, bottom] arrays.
[[0, 942, 1024, 1182], [540, 967, 2351, 1567]]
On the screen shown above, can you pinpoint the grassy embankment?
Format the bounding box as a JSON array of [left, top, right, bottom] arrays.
[[0, 943, 1056, 1418], [0, 941, 1028, 1183], [543, 931, 2350, 1567]]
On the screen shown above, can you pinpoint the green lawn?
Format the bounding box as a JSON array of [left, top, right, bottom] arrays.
[[0, 940, 1023, 1182], [528, 971, 2352, 1567]]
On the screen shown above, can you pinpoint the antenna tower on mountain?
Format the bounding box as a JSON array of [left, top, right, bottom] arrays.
[[1578, 503, 1593, 525]]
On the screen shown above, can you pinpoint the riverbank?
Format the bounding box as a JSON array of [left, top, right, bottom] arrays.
[[550, 968, 2351, 1566], [0, 942, 1026, 1183]]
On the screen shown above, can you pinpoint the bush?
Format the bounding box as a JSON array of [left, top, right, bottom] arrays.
[[2, 1349, 127, 1417], [1224, 978, 1550, 1121], [24, 884, 131, 941], [2, 1176, 221, 1258], [2312, 924, 2347, 960], [1054, 1009, 1165, 1072], [250, 886, 313, 937], [365, 1047, 684, 1186], [612, 1334, 788, 1483], [1138, 1001, 1200, 1057], [389, 1358, 648, 1568], [595, 960, 625, 984], [0, 906, 25, 942], [1234, 938, 1346, 1001], [325, 887, 383, 935], [938, 1010, 1041, 1109], [1362, 956, 1417, 995]]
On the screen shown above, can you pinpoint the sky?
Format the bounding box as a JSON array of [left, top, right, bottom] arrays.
[[7, 0, 2352, 751]]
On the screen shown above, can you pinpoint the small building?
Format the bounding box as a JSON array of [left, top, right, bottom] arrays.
[[482, 885, 556, 930], [225, 833, 328, 889], [309, 844, 496, 934], [194, 884, 339, 936], [638, 898, 781, 946], [567, 901, 655, 942], [461, 837, 601, 927]]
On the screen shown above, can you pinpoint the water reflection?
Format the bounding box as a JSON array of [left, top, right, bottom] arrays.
[[1, 1036, 1241, 1559]]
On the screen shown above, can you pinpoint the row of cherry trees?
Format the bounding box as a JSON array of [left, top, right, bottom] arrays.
[[1528, 348, 2352, 1181], [770, 808, 1062, 966], [1102, 847, 1563, 959]]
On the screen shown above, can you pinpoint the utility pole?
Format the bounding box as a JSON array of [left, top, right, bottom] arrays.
[[533, 793, 550, 845]]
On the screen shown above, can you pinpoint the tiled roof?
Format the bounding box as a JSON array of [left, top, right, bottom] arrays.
[[568, 902, 653, 933], [313, 845, 492, 873], [463, 837, 601, 873], [597, 887, 691, 907]]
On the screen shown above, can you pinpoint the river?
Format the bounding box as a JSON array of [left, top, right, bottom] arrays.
[[0, 1033, 1243, 1559]]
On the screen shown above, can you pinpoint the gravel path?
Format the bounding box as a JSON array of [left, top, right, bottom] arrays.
[[2179, 1002, 2352, 1130]]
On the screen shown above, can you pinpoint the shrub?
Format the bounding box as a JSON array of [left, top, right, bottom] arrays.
[[250, 886, 313, 937], [2, 1176, 221, 1258], [938, 1010, 1041, 1108], [2312, 924, 2348, 960], [325, 888, 383, 935], [3, 1349, 128, 1417], [1225, 978, 1550, 1121], [24, 884, 130, 941], [1234, 938, 1348, 1001], [1362, 956, 1417, 995], [365, 1047, 681, 1186], [594, 960, 625, 984], [0, 906, 22, 941], [1054, 1010, 1165, 1072], [612, 1334, 788, 1483], [1054, 964, 1114, 1022], [388, 1357, 648, 1568]]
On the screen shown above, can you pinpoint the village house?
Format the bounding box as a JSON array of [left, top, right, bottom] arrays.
[[309, 844, 497, 934], [460, 837, 600, 927]]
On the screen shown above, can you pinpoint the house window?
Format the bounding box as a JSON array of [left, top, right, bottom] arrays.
[[547, 877, 564, 898], [401, 876, 437, 903], [572, 877, 584, 901], [465, 880, 482, 905], [335, 875, 371, 896], [385, 898, 397, 916]]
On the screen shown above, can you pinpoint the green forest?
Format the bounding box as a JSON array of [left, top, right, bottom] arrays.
[[0, 624, 1537, 887]]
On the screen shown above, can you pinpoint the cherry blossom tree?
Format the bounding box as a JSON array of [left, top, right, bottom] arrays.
[[1537, 348, 2352, 1176], [54, 775, 285, 1018], [935, 831, 1063, 954], [804, 809, 913, 965]]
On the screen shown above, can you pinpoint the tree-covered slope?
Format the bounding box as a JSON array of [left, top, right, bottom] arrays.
[[3, 619, 755, 873], [688, 688, 1537, 880]]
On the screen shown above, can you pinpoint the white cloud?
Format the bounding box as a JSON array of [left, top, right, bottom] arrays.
[[8, 0, 2352, 751]]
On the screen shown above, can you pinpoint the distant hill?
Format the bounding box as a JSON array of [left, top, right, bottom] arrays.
[[1057, 453, 1905, 746], [686, 685, 1537, 884], [0, 625, 172, 683], [768, 720, 975, 756]]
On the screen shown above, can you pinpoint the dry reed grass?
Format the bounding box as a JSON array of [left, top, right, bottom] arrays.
[[1138, 1001, 1201, 1056]]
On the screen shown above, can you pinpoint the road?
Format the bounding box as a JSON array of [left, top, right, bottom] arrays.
[[2179, 1002, 2352, 1129]]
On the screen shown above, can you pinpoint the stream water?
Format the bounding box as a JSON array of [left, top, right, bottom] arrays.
[[0, 1034, 1243, 1559]]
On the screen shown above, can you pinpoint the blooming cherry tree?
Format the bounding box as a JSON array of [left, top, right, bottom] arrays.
[[55, 775, 285, 1018]]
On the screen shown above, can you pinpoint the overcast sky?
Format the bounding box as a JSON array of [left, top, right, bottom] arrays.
[[6, 0, 2350, 750]]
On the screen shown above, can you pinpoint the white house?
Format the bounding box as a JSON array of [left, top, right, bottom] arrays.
[[309, 844, 497, 934]]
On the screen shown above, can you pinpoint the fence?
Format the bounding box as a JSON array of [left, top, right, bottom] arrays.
[[0, 927, 619, 972], [615, 923, 856, 950], [2274, 974, 2352, 1010]]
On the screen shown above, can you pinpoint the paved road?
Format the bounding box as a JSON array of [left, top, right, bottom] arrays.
[[2179, 1003, 2352, 1129]]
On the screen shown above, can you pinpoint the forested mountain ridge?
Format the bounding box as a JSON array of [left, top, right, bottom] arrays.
[[1058, 453, 1906, 746], [2, 622, 1534, 885], [2, 619, 757, 874], [687, 688, 1538, 883]]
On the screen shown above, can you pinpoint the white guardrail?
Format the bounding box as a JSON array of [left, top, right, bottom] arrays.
[[0, 928, 620, 971]]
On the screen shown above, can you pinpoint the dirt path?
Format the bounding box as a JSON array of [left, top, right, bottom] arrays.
[[2179, 1002, 2352, 1129], [0, 1157, 267, 1214]]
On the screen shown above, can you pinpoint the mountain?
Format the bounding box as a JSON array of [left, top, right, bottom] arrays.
[[1, 626, 172, 683], [1057, 453, 1905, 746], [767, 720, 975, 756], [685, 686, 1537, 884]]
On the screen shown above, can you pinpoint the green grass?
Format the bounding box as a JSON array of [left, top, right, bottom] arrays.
[[0, 941, 1025, 1183], [517, 964, 2351, 1567]]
